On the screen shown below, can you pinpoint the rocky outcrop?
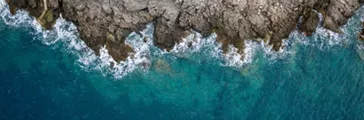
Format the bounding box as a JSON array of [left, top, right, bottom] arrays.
[[6, 0, 364, 61]]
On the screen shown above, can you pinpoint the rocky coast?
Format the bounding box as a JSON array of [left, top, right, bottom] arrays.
[[6, 0, 364, 61]]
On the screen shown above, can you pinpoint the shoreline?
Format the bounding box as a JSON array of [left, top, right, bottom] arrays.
[[5, 0, 364, 62]]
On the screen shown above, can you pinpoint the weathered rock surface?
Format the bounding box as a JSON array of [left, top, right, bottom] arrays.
[[6, 0, 364, 61]]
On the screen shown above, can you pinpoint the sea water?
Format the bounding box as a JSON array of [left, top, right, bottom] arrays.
[[1, 1, 364, 119]]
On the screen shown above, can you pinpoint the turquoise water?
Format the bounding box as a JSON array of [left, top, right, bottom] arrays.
[[1, 3, 364, 120]]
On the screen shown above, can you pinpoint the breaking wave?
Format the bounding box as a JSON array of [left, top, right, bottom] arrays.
[[1, 0, 363, 78], [0, 0, 146, 78]]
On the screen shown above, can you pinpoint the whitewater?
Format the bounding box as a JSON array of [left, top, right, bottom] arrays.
[[2, 0, 364, 120], [1, 0, 364, 79]]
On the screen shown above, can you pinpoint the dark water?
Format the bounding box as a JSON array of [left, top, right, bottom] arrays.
[[1, 2, 364, 120]]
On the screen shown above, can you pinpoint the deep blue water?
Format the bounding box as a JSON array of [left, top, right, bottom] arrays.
[[1, 3, 364, 120]]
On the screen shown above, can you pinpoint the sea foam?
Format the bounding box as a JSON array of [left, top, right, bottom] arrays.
[[0, 0, 150, 79], [1, 0, 363, 78]]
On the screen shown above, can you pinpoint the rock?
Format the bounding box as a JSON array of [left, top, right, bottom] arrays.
[[323, 16, 344, 34], [299, 10, 320, 36], [106, 43, 134, 61], [9, 0, 25, 7], [48, 0, 59, 9], [28, 0, 37, 8], [102, 3, 112, 14], [123, 0, 148, 11], [320, 0, 362, 33], [360, 22, 364, 41], [45, 10, 54, 22], [154, 59, 172, 74], [107, 33, 116, 42], [5, 0, 364, 61]]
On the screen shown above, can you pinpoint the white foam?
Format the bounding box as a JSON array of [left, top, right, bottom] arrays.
[[1, 0, 363, 76], [287, 27, 349, 51], [124, 24, 155, 70], [223, 45, 244, 67], [169, 31, 222, 59], [221, 40, 259, 67], [358, 44, 364, 50], [167, 30, 259, 67], [86, 4, 364, 69], [0, 1, 154, 79], [79, 24, 157, 78], [165, 30, 293, 67]]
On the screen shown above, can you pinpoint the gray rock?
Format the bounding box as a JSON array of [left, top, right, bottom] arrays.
[[124, 0, 148, 11], [28, 0, 36, 8], [48, 0, 59, 9], [5, 0, 364, 61]]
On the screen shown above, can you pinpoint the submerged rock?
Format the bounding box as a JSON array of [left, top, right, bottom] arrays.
[[5, 0, 364, 62], [154, 59, 172, 74]]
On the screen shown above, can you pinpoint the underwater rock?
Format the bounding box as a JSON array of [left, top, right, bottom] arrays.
[[154, 59, 172, 74], [5, 0, 364, 62]]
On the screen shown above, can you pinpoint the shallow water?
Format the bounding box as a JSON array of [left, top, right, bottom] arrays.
[[1, 1, 364, 120]]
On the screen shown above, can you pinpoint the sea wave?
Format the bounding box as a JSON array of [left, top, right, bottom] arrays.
[[1, 0, 363, 78], [167, 31, 223, 62], [168, 31, 258, 67], [0, 0, 149, 78]]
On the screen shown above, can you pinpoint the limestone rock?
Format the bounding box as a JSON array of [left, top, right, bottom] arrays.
[[123, 0, 149, 11], [5, 0, 364, 61]]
